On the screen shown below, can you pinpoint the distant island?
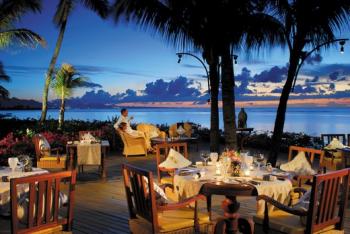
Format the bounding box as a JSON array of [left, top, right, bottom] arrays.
[[1, 96, 350, 110]]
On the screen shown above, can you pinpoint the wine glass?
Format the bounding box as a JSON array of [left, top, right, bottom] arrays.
[[8, 157, 19, 172], [255, 153, 265, 170], [200, 151, 210, 166], [210, 152, 218, 163]]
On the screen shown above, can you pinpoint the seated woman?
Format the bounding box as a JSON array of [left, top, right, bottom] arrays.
[[118, 122, 154, 153]]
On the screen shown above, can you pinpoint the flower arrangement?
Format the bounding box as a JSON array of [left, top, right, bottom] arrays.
[[221, 149, 241, 176]]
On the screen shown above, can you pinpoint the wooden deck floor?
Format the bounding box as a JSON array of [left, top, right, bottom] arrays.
[[1, 147, 349, 234]]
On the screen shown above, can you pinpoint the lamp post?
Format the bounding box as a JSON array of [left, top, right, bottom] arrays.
[[176, 52, 211, 95], [292, 38, 349, 91]]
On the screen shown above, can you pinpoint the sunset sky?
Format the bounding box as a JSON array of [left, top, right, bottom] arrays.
[[1, 0, 350, 104]]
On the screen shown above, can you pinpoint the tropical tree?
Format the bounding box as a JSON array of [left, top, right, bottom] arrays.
[[0, 0, 45, 98], [51, 63, 88, 129], [40, 0, 109, 122], [113, 0, 284, 151], [266, 0, 350, 166]]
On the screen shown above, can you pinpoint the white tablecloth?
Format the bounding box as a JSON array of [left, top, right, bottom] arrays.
[[173, 165, 293, 214], [0, 167, 48, 216]]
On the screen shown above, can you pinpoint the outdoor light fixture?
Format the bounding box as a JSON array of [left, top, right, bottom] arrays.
[[233, 55, 238, 64], [340, 40, 345, 54]]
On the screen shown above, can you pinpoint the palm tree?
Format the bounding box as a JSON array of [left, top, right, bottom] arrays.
[[267, 0, 350, 165], [40, 0, 109, 122], [51, 63, 88, 129], [113, 0, 284, 151], [0, 0, 45, 98]]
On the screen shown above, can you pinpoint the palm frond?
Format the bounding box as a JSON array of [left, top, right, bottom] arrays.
[[53, 0, 73, 27], [0, 62, 10, 82], [79, 0, 109, 18], [0, 85, 9, 98], [0, 28, 46, 48], [0, 0, 41, 28]]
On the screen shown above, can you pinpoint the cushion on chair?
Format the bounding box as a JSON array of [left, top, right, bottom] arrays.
[[254, 210, 339, 234], [159, 149, 191, 169], [38, 137, 50, 151], [325, 138, 345, 150], [280, 152, 315, 175], [160, 176, 173, 185], [129, 208, 210, 233]]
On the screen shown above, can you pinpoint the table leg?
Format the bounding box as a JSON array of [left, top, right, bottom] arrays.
[[101, 147, 107, 179], [222, 196, 240, 234]]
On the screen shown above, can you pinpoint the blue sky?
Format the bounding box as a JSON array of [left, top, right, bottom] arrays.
[[1, 0, 350, 102]]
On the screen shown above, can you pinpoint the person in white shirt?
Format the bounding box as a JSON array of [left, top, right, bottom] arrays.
[[114, 108, 153, 151]]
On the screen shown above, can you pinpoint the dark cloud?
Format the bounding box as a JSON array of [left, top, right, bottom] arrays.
[[293, 84, 317, 94], [253, 66, 287, 83], [181, 64, 204, 69], [235, 67, 252, 82], [305, 54, 322, 65], [271, 87, 283, 93], [329, 71, 340, 81], [329, 83, 335, 91]]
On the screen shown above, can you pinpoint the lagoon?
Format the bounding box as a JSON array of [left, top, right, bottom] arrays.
[[1, 107, 349, 136]]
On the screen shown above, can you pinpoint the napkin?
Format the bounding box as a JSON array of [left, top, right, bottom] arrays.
[[159, 148, 191, 169], [81, 132, 96, 143], [280, 151, 315, 175], [325, 138, 345, 150]]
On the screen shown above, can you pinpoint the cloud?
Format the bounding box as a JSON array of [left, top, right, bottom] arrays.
[[235, 67, 252, 82], [253, 66, 287, 83], [329, 71, 340, 81], [293, 84, 317, 94], [329, 83, 335, 91], [305, 54, 322, 65]]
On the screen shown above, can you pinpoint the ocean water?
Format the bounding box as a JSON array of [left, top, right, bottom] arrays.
[[1, 107, 349, 137]]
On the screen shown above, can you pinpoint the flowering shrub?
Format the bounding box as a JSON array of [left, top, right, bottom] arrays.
[[41, 131, 69, 148], [0, 133, 34, 166]]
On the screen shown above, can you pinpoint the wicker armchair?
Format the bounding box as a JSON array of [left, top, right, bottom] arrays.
[[32, 134, 67, 169], [117, 130, 147, 157], [169, 122, 192, 138], [136, 123, 167, 139]]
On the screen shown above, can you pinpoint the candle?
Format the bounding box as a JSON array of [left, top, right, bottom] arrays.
[[244, 170, 250, 176]]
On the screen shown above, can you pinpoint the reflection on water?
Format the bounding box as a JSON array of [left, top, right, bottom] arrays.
[[1, 107, 349, 136]]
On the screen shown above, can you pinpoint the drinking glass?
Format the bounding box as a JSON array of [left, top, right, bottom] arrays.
[[200, 151, 210, 166], [255, 153, 265, 170], [209, 152, 218, 163], [8, 157, 19, 172]]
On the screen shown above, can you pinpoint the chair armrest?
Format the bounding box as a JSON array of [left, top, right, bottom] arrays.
[[158, 194, 206, 211], [257, 195, 307, 216], [159, 183, 174, 191], [291, 187, 308, 195], [159, 167, 176, 173]]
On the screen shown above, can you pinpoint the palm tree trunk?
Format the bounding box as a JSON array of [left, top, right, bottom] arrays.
[[268, 51, 300, 166], [59, 92, 65, 129], [208, 54, 220, 153], [40, 17, 68, 122], [221, 45, 237, 150]]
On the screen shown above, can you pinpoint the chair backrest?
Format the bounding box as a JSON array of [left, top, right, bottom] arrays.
[[288, 146, 325, 168], [306, 168, 350, 233], [122, 164, 158, 233], [321, 134, 346, 147], [156, 142, 188, 182], [169, 122, 192, 137], [78, 130, 102, 140], [10, 170, 76, 234], [32, 134, 50, 161]]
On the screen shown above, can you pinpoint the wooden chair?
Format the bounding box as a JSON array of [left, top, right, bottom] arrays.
[[10, 170, 76, 234], [122, 163, 212, 234], [321, 134, 346, 147], [155, 142, 188, 185], [117, 130, 148, 157], [32, 134, 67, 169], [78, 130, 102, 140], [169, 122, 192, 138], [254, 168, 350, 234]]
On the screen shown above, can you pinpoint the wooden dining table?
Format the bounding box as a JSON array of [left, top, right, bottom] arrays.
[[173, 165, 293, 234], [66, 140, 109, 179]]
